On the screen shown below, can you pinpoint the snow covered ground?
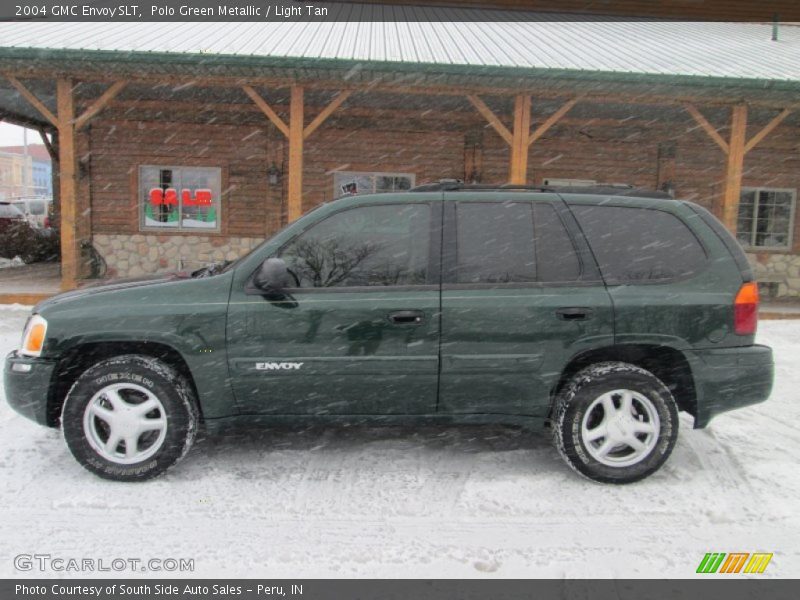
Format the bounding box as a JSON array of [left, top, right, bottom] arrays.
[[0, 303, 797, 579]]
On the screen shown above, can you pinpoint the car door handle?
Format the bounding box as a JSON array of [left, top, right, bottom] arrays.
[[556, 307, 593, 321], [388, 310, 425, 325]]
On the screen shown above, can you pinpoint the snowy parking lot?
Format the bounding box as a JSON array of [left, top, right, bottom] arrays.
[[0, 303, 798, 578]]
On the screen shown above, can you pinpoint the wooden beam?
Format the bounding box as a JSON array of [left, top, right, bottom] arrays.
[[744, 108, 791, 154], [509, 94, 531, 184], [466, 95, 513, 145], [303, 90, 352, 140], [73, 81, 126, 130], [287, 85, 304, 222], [38, 127, 57, 162], [6, 76, 58, 126], [721, 104, 748, 232], [685, 103, 729, 154], [56, 78, 79, 291], [242, 85, 290, 138], [0, 107, 54, 131], [528, 97, 579, 145]]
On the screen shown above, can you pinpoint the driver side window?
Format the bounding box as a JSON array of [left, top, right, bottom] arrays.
[[279, 203, 431, 288]]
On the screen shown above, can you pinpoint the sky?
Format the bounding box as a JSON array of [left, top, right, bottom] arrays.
[[0, 122, 35, 147]]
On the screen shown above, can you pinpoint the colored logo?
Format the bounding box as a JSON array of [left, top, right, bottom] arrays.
[[697, 552, 773, 574]]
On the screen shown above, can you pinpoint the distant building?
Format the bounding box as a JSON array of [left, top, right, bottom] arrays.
[[0, 149, 32, 200], [0, 144, 52, 197]]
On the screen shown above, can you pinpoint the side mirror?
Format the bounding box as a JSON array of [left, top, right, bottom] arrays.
[[254, 258, 295, 295]]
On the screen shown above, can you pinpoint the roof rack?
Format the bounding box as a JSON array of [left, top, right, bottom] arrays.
[[409, 179, 673, 199]]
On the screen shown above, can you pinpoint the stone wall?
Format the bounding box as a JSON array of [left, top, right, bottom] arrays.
[[748, 252, 800, 298], [92, 234, 263, 278]]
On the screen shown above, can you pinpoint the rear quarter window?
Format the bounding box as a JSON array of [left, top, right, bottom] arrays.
[[571, 205, 707, 284]]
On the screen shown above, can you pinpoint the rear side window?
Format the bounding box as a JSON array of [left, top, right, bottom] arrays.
[[28, 201, 46, 216], [452, 202, 581, 284], [533, 203, 581, 282], [455, 202, 536, 283], [571, 205, 707, 283]]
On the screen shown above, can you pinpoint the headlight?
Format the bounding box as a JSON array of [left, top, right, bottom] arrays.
[[20, 314, 48, 357]]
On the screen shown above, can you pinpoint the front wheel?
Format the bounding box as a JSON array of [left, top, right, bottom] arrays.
[[554, 362, 678, 484], [62, 355, 199, 481]]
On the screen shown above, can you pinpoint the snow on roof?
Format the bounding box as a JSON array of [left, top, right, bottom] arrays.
[[0, 7, 799, 83]]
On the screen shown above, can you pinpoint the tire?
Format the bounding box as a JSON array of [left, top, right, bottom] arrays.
[[61, 354, 199, 482], [554, 361, 678, 484]]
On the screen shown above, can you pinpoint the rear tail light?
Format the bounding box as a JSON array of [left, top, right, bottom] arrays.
[[734, 282, 759, 335]]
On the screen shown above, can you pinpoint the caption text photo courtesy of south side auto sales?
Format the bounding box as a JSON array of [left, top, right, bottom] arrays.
[[15, 583, 305, 597], [14, 4, 329, 19]]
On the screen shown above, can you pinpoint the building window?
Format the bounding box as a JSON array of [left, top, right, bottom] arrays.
[[333, 171, 415, 197], [737, 188, 796, 249], [140, 165, 221, 231]]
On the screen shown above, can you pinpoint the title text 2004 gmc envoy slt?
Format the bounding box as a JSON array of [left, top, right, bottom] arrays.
[[4, 184, 774, 483]]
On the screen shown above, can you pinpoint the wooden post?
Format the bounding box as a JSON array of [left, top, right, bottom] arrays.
[[509, 94, 531, 184], [287, 85, 304, 222], [722, 104, 748, 232], [687, 102, 791, 231], [6, 76, 124, 288], [244, 84, 349, 222], [56, 78, 79, 290], [467, 94, 576, 186]]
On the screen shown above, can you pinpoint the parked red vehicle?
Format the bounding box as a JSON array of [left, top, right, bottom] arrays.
[[0, 202, 27, 233]]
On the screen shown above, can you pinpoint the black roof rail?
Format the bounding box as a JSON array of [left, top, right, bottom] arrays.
[[409, 180, 550, 193], [409, 179, 672, 199]]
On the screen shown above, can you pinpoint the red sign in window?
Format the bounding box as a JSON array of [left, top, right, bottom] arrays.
[[181, 189, 213, 206], [150, 188, 212, 206]]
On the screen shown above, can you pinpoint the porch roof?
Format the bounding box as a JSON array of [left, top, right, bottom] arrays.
[[0, 9, 799, 86]]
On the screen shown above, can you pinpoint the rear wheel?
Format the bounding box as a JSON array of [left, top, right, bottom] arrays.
[[62, 355, 198, 481], [554, 362, 678, 484]]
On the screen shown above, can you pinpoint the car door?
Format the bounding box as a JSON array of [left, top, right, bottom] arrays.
[[438, 193, 614, 418], [226, 199, 442, 415]]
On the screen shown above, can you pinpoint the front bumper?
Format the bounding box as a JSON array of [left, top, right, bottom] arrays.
[[3, 351, 57, 427], [690, 344, 774, 428]]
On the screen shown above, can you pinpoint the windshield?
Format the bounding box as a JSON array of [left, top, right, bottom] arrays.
[[28, 201, 46, 215]]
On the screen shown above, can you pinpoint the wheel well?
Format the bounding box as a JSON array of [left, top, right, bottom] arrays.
[[47, 341, 201, 427], [552, 344, 697, 418]]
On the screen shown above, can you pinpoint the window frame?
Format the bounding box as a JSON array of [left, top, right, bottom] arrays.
[[138, 164, 223, 234], [247, 201, 441, 294], [332, 171, 416, 197], [737, 187, 796, 251]]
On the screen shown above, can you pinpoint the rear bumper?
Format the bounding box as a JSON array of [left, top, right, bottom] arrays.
[[690, 344, 773, 428], [3, 351, 56, 427]]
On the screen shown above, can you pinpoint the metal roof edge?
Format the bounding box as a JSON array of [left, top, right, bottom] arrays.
[[1, 46, 800, 92]]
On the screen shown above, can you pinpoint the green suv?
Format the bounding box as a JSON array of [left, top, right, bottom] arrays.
[[3, 185, 774, 483]]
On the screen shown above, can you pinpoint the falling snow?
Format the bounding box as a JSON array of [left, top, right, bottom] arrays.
[[0, 304, 798, 578]]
